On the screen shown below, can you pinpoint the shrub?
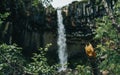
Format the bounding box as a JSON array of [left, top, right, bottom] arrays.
[[0, 44, 25, 75], [94, 15, 120, 74], [24, 43, 58, 75]]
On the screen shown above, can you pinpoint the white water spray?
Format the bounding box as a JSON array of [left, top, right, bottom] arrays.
[[57, 9, 68, 72]]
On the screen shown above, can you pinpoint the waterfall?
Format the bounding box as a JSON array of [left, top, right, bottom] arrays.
[[57, 9, 68, 72]]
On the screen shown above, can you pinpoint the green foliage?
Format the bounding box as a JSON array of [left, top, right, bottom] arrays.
[[98, 50, 120, 74], [0, 13, 9, 27], [32, 0, 41, 7], [94, 16, 118, 40], [32, 0, 52, 7], [94, 4, 120, 74], [24, 43, 58, 75], [0, 43, 59, 75], [75, 65, 92, 75], [114, 0, 120, 13], [0, 44, 25, 75]]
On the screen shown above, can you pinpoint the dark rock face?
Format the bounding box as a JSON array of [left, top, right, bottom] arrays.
[[63, 0, 116, 39], [61, 0, 116, 66]]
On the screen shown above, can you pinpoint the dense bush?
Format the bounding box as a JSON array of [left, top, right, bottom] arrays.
[[0, 43, 58, 75], [0, 44, 25, 75], [24, 43, 58, 75], [94, 14, 120, 74]]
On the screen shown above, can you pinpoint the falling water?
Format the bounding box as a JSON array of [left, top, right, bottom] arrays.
[[57, 9, 68, 72]]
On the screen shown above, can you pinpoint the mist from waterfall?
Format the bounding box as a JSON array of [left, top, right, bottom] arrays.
[[57, 9, 68, 72]]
